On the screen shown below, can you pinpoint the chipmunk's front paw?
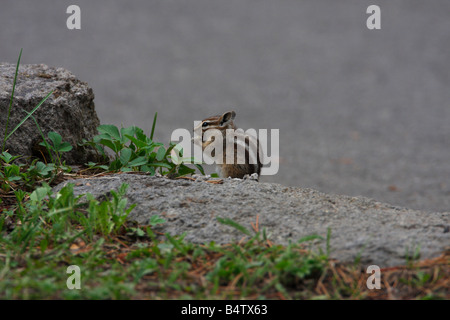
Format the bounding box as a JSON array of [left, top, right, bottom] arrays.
[[243, 173, 259, 182]]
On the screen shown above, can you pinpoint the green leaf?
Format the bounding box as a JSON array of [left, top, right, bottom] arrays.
[[152, 142, 164, 148], [0, 152, 20, 164], [120, 126, 137, 143], [58, 142, 73, 153], [149, 215, 166, 226], [128, 156, 147, 167], [147, 162, 173, 170], [135, 128, 147, 141], [94, 133, 113, 142], [7, 176, 21, 182], [99, 139, 119, 153], [34, 161, 55, 176], [119, 148, 132, 165], [48, 131, 62, 148], [176, 164, 195, 177], [194, 164, 205, 175], [87, 162, 109, 170], [135, 228, 145, 237], [124, 135, 147, 149], [165, 143, 177, 156], [156, 147, 166, 161], [109, 159, 123, 171], [98, 124, 121, 140], [140, 165, 155, 175], [30, 185, 50, 202]]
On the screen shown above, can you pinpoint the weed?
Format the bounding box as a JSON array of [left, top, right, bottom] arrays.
[[83, 119, 204, 177], [0, 152, 56, 192], [38, 131, 72, 168]]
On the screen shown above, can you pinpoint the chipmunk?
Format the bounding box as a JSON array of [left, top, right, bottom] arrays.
[[194, 111, 262, 179]]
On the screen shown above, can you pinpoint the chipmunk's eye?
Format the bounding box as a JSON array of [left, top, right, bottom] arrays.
[[202, 122, 208, 127]]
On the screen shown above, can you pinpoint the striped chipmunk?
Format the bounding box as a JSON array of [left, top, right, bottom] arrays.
[[193, 111, 262, 179]]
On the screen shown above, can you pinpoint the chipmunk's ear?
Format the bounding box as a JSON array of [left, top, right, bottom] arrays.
[[220, 111, 236, 126]]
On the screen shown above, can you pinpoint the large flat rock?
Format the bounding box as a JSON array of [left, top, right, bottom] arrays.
[[54, 174, 449, 267]]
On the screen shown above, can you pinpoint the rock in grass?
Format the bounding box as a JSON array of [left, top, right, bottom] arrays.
[[53, 174, 450, 267], [0, 63, 100, 164]]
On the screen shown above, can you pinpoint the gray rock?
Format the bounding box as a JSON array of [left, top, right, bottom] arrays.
[[0, 63, 100, 164], [53, 174, 450, 267]]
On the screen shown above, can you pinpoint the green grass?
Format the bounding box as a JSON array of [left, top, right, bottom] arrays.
[[0, 182, 331, 299], [1, 182, 447, 300]]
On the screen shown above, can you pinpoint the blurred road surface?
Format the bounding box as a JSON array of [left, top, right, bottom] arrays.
[[1, 0, 449, 212]]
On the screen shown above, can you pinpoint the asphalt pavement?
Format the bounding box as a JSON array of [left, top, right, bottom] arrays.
[[1, 0, 449, 212]]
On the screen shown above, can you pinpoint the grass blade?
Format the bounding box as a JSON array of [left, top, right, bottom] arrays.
[[2, 48, 22, 152], [28, 113, 55, 163], [217, 217, 252, 236], [194, 164, 205, 175], [5, 90, 53, 142], [150, 112, 157, 140]]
